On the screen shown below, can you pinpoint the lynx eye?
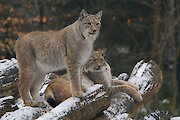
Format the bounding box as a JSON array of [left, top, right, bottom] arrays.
[[93, 59, 96, 61], [96, 23, 99, 25], [101, 59, 104, 61], [87, 22, 91, 25]]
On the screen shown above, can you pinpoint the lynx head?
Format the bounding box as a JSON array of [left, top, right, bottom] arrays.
[[78, 9, 103, 40], [84, 49, 107, 73]]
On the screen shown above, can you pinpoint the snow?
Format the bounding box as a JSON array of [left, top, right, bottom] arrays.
[[118, 73, 129, 81], [171, 117, 180, 120], [0, 96, 14, 104], [104, 92, 132, 119], [37, 97, 80, 120], [144, 115, 157, 120], [142, 110, 170, 120], [15, 98, 25, 108], [0, 58, 19, 86], [0, 58, 18, 74], [162, 99, 170, 104], [128, 60, 153, 95], [0, 96, 14, 109], [39, 74, 52, 96], [1, 106, 46, 120], [37, 84, 105, 120], [1, 98, 50, 120], [114, 113, 133, 120], [86, 84, 103, 94]]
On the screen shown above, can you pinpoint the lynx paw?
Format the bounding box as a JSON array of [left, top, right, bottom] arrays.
[[25, 100, 47, 108], [72, 91, 85, 98], [36, 101, 47, 108]]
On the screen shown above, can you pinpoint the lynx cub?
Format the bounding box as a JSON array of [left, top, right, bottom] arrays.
[[45, 49, 142, 107], [15, 10, 103, 107]]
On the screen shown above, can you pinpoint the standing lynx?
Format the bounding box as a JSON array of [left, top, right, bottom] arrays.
[[15, 10, 103, 107]]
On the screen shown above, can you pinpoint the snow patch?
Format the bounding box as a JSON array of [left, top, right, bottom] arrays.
[[115, 113, 133, 120], [162, 99, 170, 104], [86, 84, 103, 94], [0, 58, 18, 74], [38, 85, 105, 120], [128, 60, 153, 95], [0, 96, 14, 104], [39, 74, 52, 96], [144, 115, 157, 120], [1, 106, 46, 120], [171, 117, 180, 120], [37, 97, 80, 120], [0, 96, 14, 109], [15, 98, 25, 108], [118, 73, 129, 81]]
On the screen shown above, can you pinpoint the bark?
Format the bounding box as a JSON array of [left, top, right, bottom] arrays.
[[139, 110, 171, 120], [37, 85, 110, 120]]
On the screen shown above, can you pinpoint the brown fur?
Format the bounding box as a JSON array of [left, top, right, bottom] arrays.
[[45, 50, 142, 107], [14, 10, 103, 107]]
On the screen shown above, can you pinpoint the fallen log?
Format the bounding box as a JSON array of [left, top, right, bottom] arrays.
[[0, 59, 163, 120], [37, 85, 109, 120], [139, 110, 171, 120], [1, 105, 47, 120], [0, 59, 110, 120], [1, 85, 109, 120], [95, 60, 163, 119]]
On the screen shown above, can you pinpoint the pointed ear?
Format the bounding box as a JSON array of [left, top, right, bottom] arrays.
[[97, 48, 106, 56], [95, 11, 103, 21], [79, 9, 88, 20], [101, 48, 106, 56]]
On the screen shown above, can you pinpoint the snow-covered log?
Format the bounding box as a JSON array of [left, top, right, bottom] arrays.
[[140, 110, 180, 120], [139, 110, 171, 120], [0, 59, 163, 120], [37, 84, 109, 120], [129, 60, 163, 118], [96, 60, 163, 119], [1, 85, 109, 120], [0, 96, 18, 117], [1, 105, 47, 120], [0, 58, 19, 99], [0, 59, 19, 116], [0, 58, 18, 87]]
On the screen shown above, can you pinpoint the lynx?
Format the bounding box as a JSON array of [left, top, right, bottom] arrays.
[[45, 49, 142, 107], [14, 9, 103, 107]]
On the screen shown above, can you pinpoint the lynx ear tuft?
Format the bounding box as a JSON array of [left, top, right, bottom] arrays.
[[80, 9, 88, 19], [96, 11, 103, 21], [97, 48, 106, 56]]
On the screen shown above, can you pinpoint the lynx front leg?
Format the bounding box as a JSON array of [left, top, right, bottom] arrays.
[[67, 60, 84, 97]]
